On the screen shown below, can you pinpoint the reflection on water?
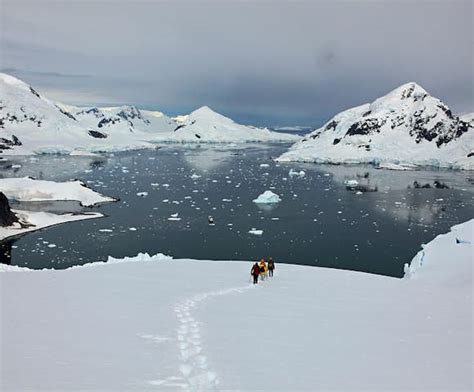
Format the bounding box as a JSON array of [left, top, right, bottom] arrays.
[[1, 145, 473, 278]]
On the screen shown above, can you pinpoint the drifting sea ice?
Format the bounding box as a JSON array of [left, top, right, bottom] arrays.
[[252, 190, 282, 204], [289, 169, 305, 177]]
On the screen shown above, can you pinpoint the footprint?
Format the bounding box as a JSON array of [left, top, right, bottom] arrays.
[[179, 364, 193, 378]]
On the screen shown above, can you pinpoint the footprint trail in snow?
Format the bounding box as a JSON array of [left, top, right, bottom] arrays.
[[148, 285, 252, 390]]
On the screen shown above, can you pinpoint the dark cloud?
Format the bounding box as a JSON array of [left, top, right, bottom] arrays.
[[1, 0, 472, 126]]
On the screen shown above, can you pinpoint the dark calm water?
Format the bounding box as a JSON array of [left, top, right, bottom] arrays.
[[1, 143, 473, 277]]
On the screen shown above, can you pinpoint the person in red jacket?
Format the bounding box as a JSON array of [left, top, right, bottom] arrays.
[[250, 262, 260, 284]]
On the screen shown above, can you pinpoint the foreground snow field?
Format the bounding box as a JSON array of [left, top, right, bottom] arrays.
[[1, 220, 472, 391]]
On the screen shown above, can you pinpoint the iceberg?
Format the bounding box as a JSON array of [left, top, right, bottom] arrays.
[[252, 190, 282, 204]]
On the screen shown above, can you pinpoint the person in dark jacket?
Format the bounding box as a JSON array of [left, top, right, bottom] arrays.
[[250, 262, 260, 284], [268, 257, 275, 277]]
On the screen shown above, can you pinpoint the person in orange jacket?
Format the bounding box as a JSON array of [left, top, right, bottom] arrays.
[[258, 258, 268, 280]]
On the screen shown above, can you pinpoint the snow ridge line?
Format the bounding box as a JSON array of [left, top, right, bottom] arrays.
[[172, 285, 252, 391]]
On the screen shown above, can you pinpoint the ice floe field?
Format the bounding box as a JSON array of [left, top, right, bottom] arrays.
[[1, 144, 473, 277]]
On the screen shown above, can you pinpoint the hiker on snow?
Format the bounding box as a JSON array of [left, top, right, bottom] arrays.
[[268, 257, 275, 277], [251, 262, 260, 284], [259, 258, 268, 280]]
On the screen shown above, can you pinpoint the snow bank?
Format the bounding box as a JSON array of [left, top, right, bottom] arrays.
[[0, 177, 116, 206], [0, 210, 103, 241], [252, 190, 282, 204], [1, 222, 472, 391], [404, 219, 473, 280]]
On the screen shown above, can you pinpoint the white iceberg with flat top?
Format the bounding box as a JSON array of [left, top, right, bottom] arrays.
[[252, 190, 282, 204], [0, 177, 116, 206]]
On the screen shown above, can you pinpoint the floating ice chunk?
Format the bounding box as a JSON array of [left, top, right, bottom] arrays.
[[344, 179, 359, 188], [47, 244, 57, 248], [168, 217, 181, 221], [190, 174, 201, 179], [260, 163, 270, 168], [289, 169, 305, 177], [99, 229, 113, 232], [137, 192, 148, 197], [248, 228, 263, 235], [253, 190, 281, 204], [129, 227, 137, 231]]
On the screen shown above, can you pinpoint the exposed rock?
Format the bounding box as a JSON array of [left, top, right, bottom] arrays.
[[0, 192, 18, 227], [88, 130, 108, 139]]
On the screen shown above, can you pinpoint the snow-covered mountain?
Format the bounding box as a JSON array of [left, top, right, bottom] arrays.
[[277, 82, 474, 170], [163, 106, 299, 143], [0, 73, 299, 155], [0, 73, 178, 155]]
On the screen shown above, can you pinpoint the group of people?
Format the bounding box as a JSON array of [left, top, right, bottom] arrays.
[[250, 257, 275, 284]]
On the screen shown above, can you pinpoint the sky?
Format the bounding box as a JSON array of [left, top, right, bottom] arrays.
[[1, 0, 473, 127]]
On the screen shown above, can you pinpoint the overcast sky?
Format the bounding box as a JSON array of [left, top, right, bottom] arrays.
[[1, 0, 472, 126]]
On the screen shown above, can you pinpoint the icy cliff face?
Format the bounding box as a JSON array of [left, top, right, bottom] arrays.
[[278, 82, 473, 169]]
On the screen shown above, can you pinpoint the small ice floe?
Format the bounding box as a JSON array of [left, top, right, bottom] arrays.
[[137, 192, 148, 197], [253, 190, 281, 204], [190, 173, 201, 180], [355, 191, 363, 195], [129, 227, 137, 231], [11, 164, 22, 169], [289, 169, 305, 177], [168, 213, 181, 221], [248, 228, 263, 235], [260, 163, 270, 168], [47, 244, 57, 248], [222, 199, 232, 202], [150, 183, 159, 187], [99, 229, 113, 232], [162, 184, 170, 188], [344, 179, 359, 188], [271, 217, 280, 221]]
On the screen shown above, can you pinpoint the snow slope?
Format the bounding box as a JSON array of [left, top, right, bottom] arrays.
[[1, 220, 472, 391], [0, 74, 298, 154], [278, 82, 474, 170], [156, 106, 300, 143]]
